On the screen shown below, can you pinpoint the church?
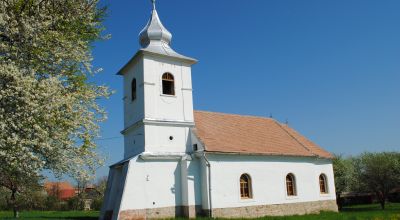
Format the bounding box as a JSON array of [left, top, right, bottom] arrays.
[[100, 2, 338, 219]]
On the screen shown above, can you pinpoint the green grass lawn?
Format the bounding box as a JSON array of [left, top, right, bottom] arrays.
[[256, 203, 400, 220], [0, 210, 99, 220], [0, 203, 399, 220]]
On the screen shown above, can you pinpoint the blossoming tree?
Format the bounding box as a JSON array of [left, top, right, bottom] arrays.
[[0, 0, 110, 217]]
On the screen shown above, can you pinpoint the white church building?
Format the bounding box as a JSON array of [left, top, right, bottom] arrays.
[[100, 2, 338, 219]]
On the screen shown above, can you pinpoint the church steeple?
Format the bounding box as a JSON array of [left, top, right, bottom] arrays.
[[118, 0, 197, 158], [136, 0, 196, 62], [139, 0, 172, 48]]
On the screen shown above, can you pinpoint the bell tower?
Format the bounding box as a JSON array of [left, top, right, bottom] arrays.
[[118, 1, 197, 158]]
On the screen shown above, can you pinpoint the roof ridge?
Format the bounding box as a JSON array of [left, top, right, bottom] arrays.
[[274, 121, 317, 157], [194, 110, 277, 121]]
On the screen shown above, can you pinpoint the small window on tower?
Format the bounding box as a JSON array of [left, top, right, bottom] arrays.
[[162, 73, 175, 95], [131, 78, 137, 101]]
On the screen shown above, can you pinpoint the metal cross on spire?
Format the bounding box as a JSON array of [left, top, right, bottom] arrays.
[[151, 0, 156, 9]]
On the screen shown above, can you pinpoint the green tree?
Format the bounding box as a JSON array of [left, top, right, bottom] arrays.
[[45, 195, 62, 211], [92, 176, 108, 210], [67, 196, 84, 211], [358, 152, 400, 209], [0, 171, 43, 216], [0, 0, 110, 217], [333, 155, 353, 193], [333, 155, 357, 210]]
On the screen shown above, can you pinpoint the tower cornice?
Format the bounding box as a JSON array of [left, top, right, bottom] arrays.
[[117, 49, 197, 75]]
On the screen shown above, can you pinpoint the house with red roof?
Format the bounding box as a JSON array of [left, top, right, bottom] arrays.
[[44, 181, 76, 201]]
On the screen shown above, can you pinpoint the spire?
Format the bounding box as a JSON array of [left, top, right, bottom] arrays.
[[134, 1, 197, 64], [139, 0, 172, 48]]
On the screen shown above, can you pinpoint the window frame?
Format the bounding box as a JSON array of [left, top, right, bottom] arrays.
[[161, 72, 175, 96], [286, 173, 297, 197], [239, 173, 253, 199], [319, 174, 328, 194], [131, 78, 137, 101]]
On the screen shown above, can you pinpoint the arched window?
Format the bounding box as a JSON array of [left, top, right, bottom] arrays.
[[162, 73, 175, 95], [240, 174, 252, 199], [319, 174, 328, 194], [286, 173, 296, 196], [131, 78, 137, 101]]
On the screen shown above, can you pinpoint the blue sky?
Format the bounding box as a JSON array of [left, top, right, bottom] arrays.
[[91, 0, 400, 179]]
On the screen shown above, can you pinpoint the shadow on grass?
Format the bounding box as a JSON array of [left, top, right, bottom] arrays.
[[340, 203, 397, 213], [0, 211, 100, 220], [341, 207, 380, 212], [1, 217, 98, 220]]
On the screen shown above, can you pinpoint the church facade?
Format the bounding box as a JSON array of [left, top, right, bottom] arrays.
[[100, 2, 338, 220]]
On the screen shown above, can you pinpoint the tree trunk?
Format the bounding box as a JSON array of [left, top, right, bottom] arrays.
[[336, 193, 343, 211], [377, 191, 385, 210], [13, 207, 19, 218], [10, 189, 19, 218], [380, 200, 385, 210]]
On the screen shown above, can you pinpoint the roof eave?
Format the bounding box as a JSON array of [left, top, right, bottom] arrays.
[[117, 49, 198, 76], [203, 150, 333, 160]]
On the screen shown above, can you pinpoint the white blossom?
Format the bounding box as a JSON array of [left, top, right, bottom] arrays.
[[0, 0, 110, 185]]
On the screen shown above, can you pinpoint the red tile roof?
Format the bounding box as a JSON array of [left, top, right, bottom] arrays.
[[193, 111, 333, 159], [44, 181, 76, 200]]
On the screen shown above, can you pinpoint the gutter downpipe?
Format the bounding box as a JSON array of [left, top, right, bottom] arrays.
[[203, 152, 212, 218]]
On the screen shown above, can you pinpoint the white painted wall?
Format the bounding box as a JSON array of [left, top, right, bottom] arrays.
[[121, 53, 195, 159], [199, 156, 210, 210], [142, 55, 194, 123], [206, 154, 336, 209], [122, 58, 144, 128], [186, 158, 203, 206], [100, 162, 130, 220], [124, 126, 145, 158], [113, 153, 335, 216], [144, 125, 191, 153], [119, 156, 202, 211]]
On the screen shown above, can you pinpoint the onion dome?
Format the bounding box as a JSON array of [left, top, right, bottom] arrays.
[[139, 1, 172, 48]]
